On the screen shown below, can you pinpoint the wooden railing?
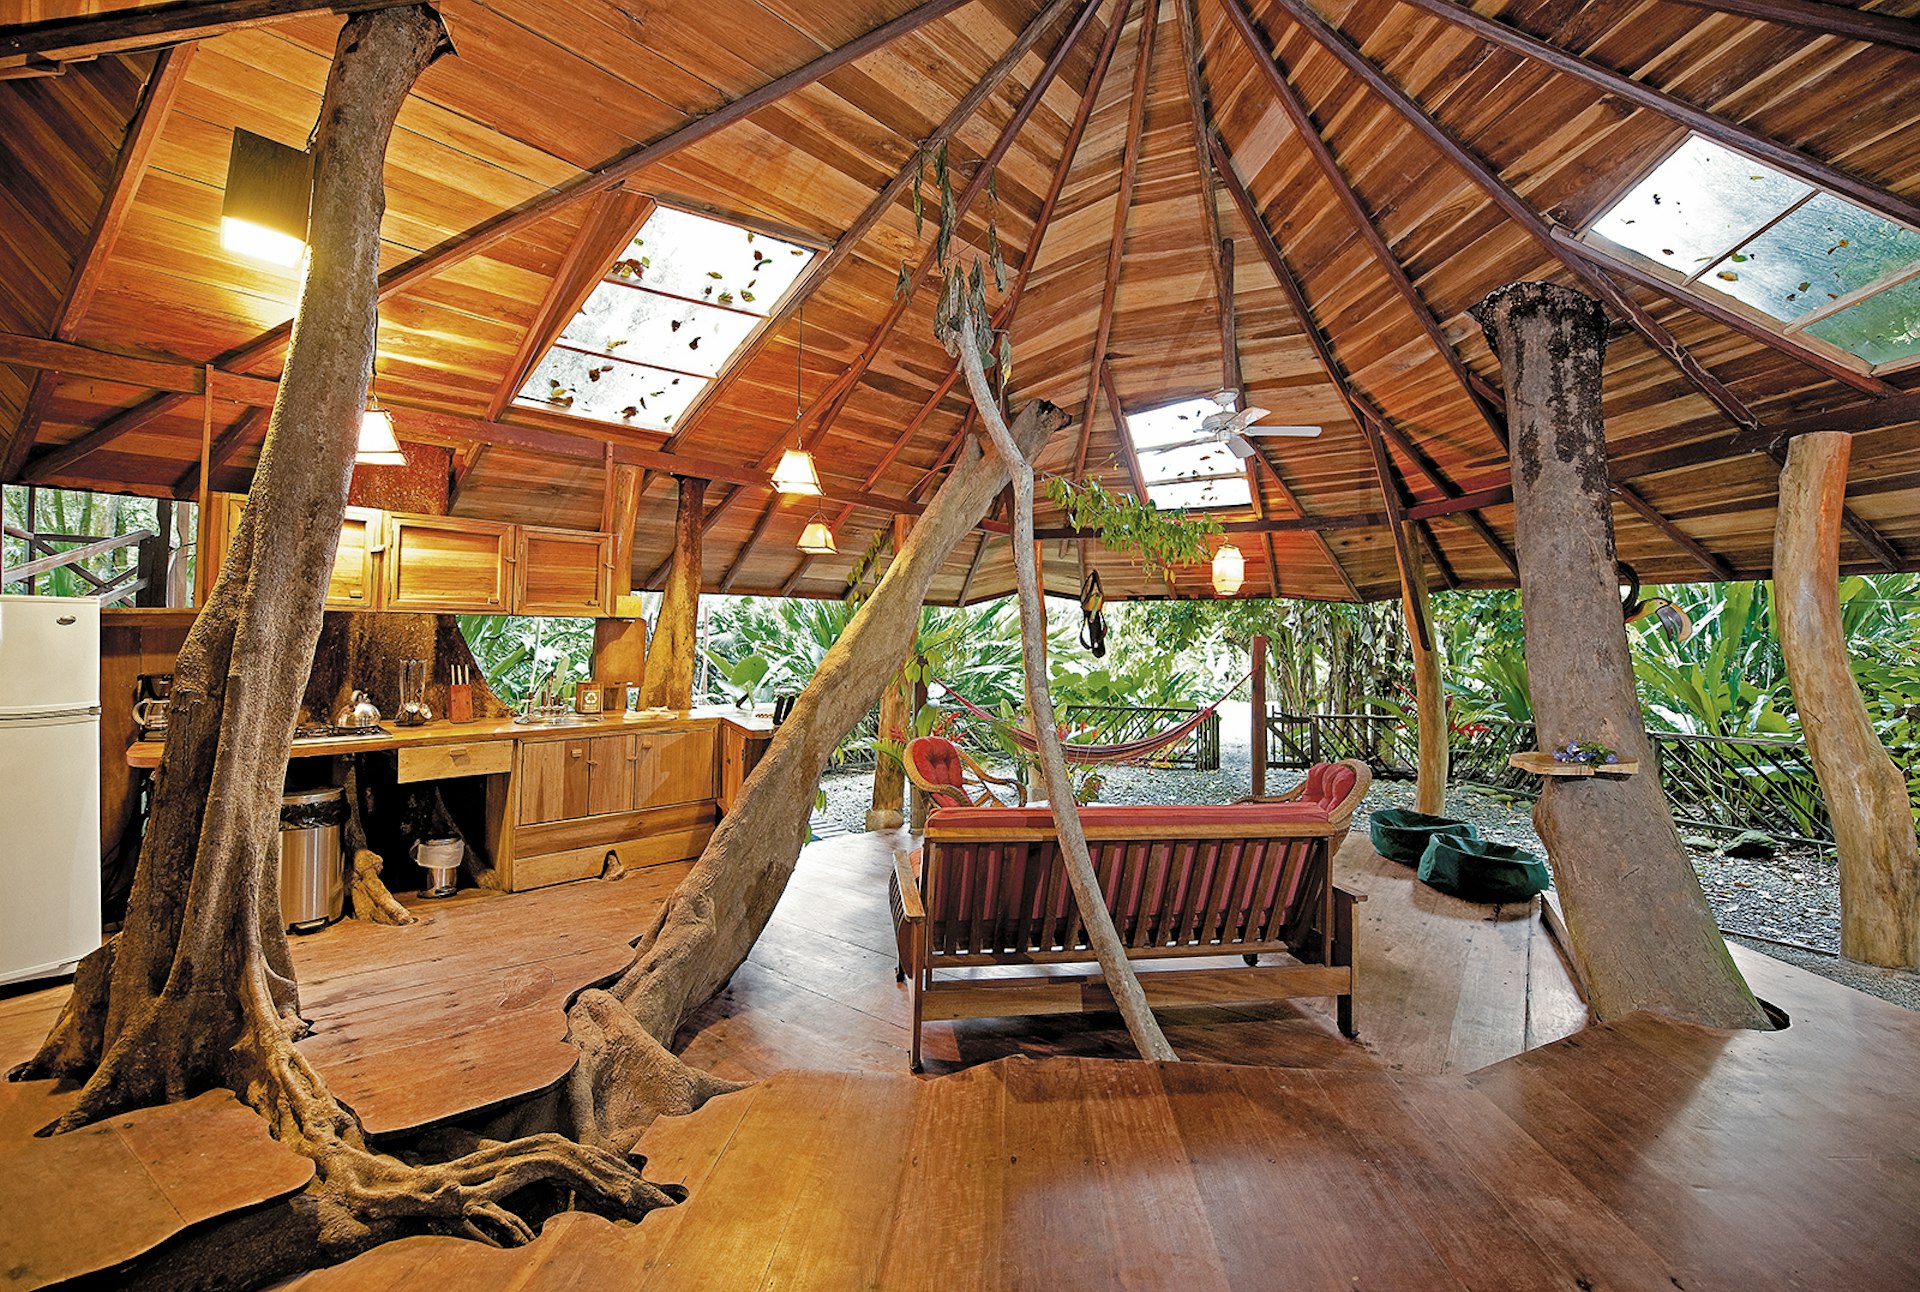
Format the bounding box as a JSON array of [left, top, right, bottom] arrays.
[[1270, 708, 1919, 845], [2, 525, 155, 603]]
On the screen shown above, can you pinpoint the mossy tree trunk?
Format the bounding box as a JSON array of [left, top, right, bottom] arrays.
[[1476, 281, 1768, 1030]]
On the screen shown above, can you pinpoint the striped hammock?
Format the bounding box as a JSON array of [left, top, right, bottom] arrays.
[[937, 673, 1246, 766]]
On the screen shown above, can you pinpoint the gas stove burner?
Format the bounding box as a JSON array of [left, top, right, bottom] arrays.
[[293, 722, 391, 741]]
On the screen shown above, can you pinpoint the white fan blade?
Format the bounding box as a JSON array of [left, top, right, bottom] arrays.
[[1243, 424, 1323, 438], [1237, 405, 1270, 424], [1226, 434, 1258, 459]]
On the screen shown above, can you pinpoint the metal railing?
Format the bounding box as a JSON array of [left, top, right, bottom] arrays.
[[1060, 703, 1221, 770], [1266, 708, 1918, 846]]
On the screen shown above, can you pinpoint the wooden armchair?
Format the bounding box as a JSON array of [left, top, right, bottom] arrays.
[[903, 735, 1026, 808]]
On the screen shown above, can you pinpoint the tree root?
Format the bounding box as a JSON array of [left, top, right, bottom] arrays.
[[348, 848, 417, 925], [562, 989, 747, 1154]]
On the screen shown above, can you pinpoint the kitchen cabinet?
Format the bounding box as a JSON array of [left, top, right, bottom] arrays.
[[515, 526, 611, 617], [492, 724, 721, 890], [207, 494, 385, 610], [384, 515, 514, 613], [718, 721, 772, 814]]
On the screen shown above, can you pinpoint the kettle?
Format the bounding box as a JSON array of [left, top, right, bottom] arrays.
[[334, 690, 382, 732]]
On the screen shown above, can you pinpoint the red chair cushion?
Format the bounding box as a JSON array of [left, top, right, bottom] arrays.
[[907, 737, 972, 808], [1301, 762, 1358, 811]]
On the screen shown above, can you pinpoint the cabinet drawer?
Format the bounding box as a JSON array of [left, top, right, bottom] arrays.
[[397, 740, 511, 783]]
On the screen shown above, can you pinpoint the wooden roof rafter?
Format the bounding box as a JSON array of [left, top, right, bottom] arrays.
[[1396, 0, 1920, 231], [19, 0, 980, 482], [1258, 0, 1905, 568], [2, 43, 195, 480], [0, 0, 420, 69], [1071, 0, 1158, 481], [712, 0, 1105, 590], [1209, 130, 1429, 642], [1254, 0, 1865, 408], [777, 0, 1134, 596], [1662, 0, 1920, 53]]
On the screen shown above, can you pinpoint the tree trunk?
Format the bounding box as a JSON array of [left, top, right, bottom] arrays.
[[955, 329, 1177, 1063], [555, 396, 1077, 1152], [19, 13, 677, 1278], [1476, 281, 1768, 1030], [638, 475, 703, 709], [1404, 554, 1447, 814], [868, 670, 912, 829], [1774, 432, 1920, 968]]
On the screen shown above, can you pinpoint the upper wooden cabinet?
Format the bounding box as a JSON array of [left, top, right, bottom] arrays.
[[384, 515, 514, 613], [208, 495, 385, 611], [515, 525, 610, 617]]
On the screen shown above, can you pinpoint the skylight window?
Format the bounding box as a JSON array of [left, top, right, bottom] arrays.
[[517, 205, 816, 431], [1584, 135, 1920, 373], [1123, 397, 1253, 511]]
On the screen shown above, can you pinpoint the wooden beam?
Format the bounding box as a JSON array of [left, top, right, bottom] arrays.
[[720, 0, 1101, 561], [449, 443, 487, 507], [38, 0, 983, 465], [1252, 0, 1786, 418], [486, 190, 656, 420], [957, 531, 992, 604], [1667, 0, 1920, 53], [173, 405, 267, 498], [669, 0, 1083, 455], [1216, 0, 1507, 448], [1073, 0, 1157, 480], [1400, 0, 1920, 230], [0, 0, 415, 64], [1612, 481, 1736, 581]]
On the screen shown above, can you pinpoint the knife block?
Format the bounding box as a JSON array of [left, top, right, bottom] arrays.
[[447, 683, 474, 724]]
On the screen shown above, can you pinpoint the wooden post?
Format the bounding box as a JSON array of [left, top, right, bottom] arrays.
[[1775, 432, 1920, 968], [1251, 632, 1268, 796], [592, 463, 647, 703], [638, 475, 704, 710], [133, 498, 171, 606], [1403, 541, 1448, 814], [869, 515, 916, 831], [1477, 281, 1768, 1030]]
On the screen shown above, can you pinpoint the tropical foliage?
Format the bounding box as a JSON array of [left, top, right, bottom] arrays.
[[456, 614, 597, 704], [2, 485, 193, 600]]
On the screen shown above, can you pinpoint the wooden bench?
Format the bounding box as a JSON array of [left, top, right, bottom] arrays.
[[888, 761, 1371, 1070]]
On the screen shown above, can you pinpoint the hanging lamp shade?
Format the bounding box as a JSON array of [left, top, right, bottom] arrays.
[[772, 447, 822, 496], [220, 128, 312, 268], [797, 517, 837, 554], [355, 399, 406, 466], [1211, 542, 1245, 596]]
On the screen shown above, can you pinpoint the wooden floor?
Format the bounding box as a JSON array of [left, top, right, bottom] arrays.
[[284, 945, 1920, 1290], [12, 828, 1920, 1289]]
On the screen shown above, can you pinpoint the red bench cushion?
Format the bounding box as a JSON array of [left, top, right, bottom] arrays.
[[906, 737, 971, 809], [1301, 761, 1358, 812]]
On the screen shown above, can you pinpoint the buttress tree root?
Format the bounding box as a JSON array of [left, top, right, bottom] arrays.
[[14, 9, 676, 1280]]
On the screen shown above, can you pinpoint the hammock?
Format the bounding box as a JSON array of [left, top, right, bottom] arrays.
[[938, 673, 1247, 766]]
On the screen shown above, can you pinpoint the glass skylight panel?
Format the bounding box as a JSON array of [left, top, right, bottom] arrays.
[[1121, 396, 1255, 513], [1806, 272, 1920, 366], [1584, 134, 1920, 372], [516, 205, 816, 431], [1589, 136, 1810, 273]]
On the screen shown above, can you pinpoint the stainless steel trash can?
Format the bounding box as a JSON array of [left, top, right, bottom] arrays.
[[279, 787, 346, 932]]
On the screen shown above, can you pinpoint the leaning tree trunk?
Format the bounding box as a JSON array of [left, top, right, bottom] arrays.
[[638, 475, 703, 709], [1476, 281, 1768, 1030], [19, 11, 671, 1278], [953, 324, 1176, 1063], [548, 396, 1078, 1152], [1774, 432, 1920, 969]]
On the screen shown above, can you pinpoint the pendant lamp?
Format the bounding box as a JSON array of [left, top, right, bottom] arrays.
[[1211, 542, 1245, 596], [797, 516, 837, 555], [771, 305, 820, 495], [355, 362, 406, 466], [220, 128, 312, 268]]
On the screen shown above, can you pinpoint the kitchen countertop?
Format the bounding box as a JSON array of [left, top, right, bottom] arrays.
[[127, 705, 776, 769]]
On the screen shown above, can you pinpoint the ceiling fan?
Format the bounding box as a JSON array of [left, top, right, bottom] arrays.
[[1140, 389, 1323, 461]]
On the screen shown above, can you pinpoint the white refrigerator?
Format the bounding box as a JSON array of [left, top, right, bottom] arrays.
[[0, 594, 101, 986]]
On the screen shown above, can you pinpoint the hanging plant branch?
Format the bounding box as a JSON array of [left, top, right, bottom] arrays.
[[1043, 476, 1222, 575]]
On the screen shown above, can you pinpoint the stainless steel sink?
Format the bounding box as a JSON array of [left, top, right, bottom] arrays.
[[512, 710, 604, 726]]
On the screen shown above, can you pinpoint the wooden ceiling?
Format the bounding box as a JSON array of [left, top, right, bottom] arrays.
[[3, 0, 1919, 604]]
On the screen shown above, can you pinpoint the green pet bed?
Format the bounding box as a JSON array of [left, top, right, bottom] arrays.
[[1369, 807, 1478, 866], [1418, 834, 1552, 904]]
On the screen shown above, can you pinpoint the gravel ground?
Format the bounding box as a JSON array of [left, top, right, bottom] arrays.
[[817, 701, 1919, 1011]]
